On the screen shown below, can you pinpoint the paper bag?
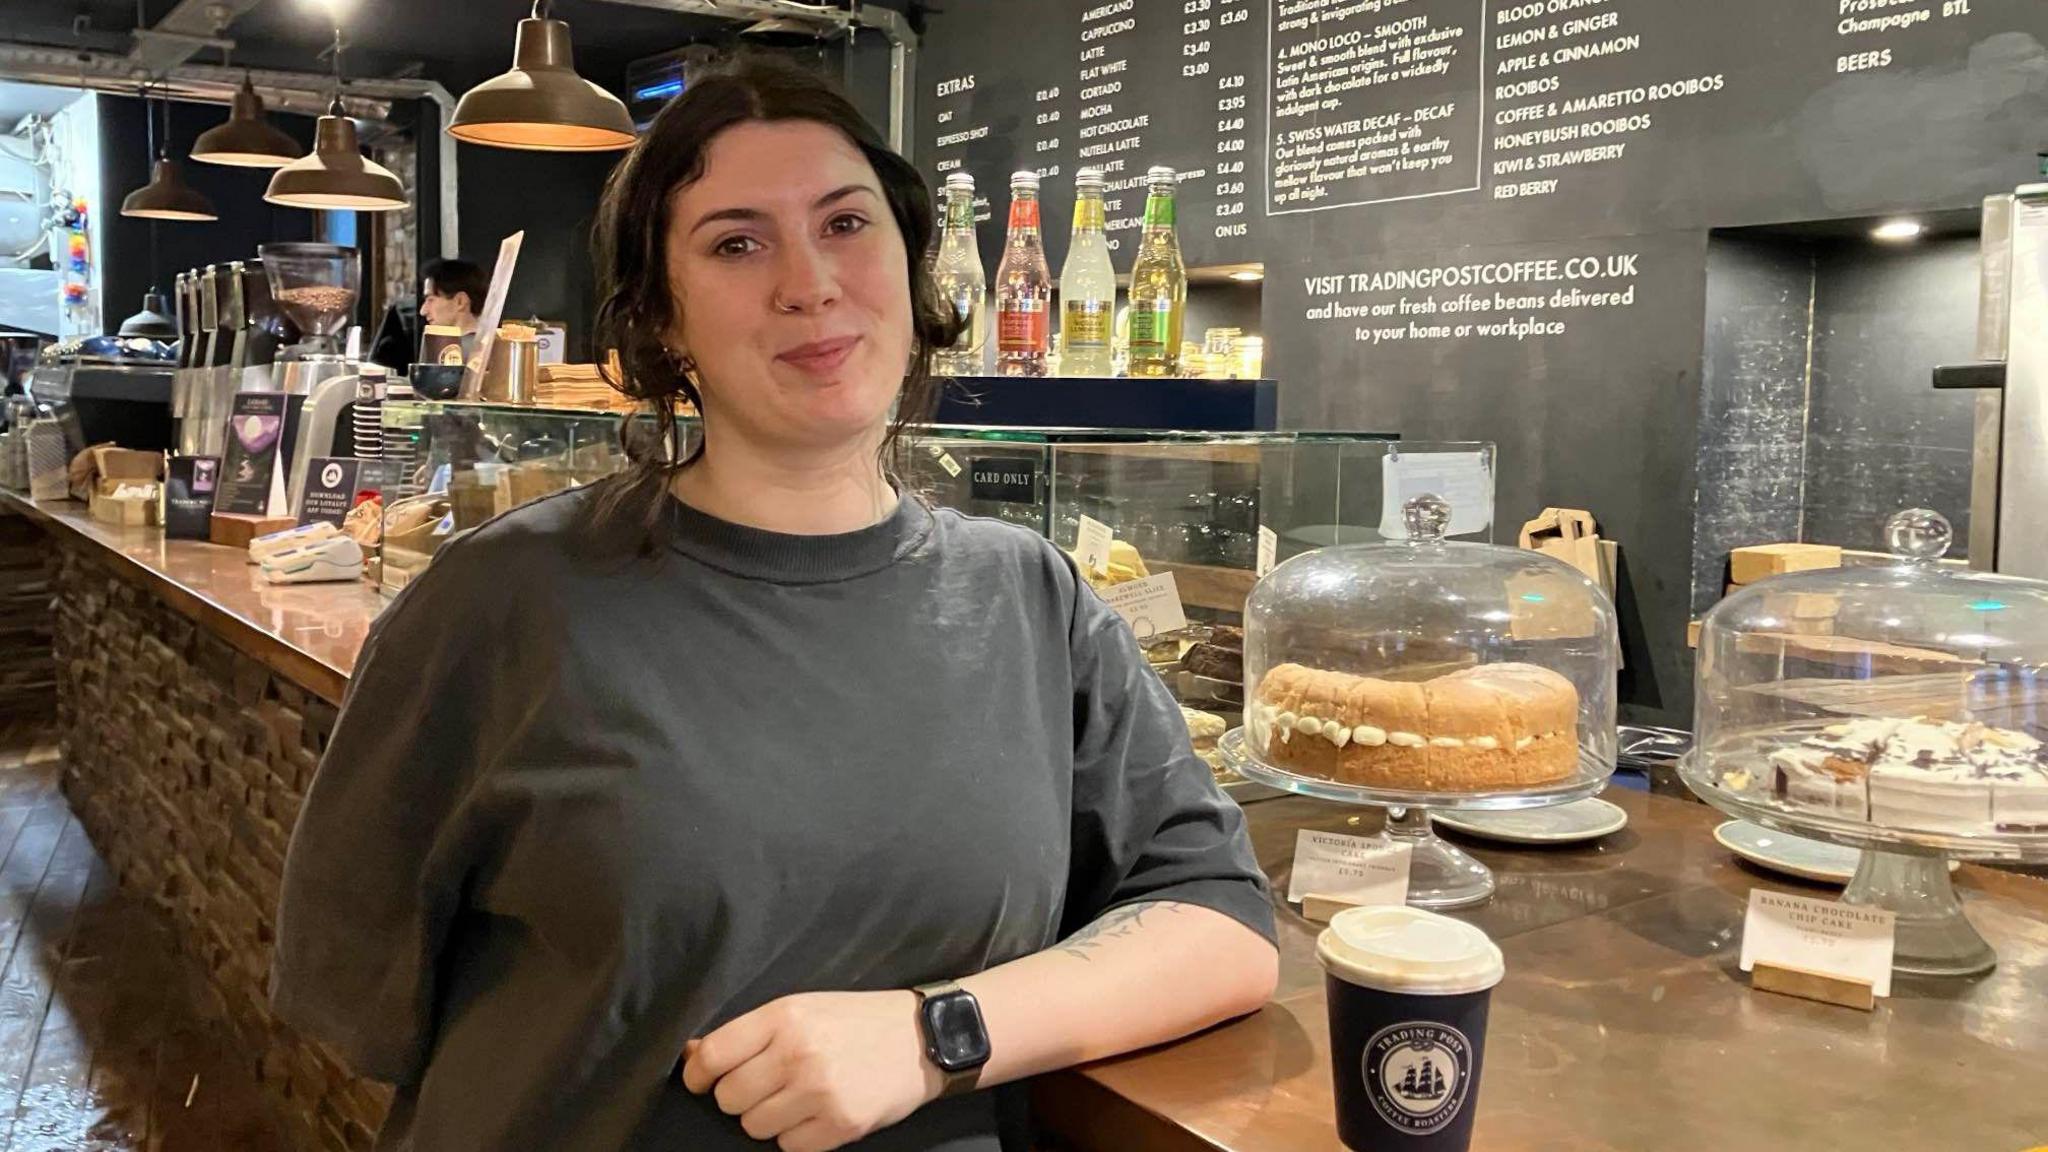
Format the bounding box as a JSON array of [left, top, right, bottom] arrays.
[[1519, 507, 1617, 597]]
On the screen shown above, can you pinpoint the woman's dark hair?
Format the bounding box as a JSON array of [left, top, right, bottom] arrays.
[[591, 52, 962, 537]]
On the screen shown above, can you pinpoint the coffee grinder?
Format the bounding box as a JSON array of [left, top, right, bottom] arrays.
[[261, 243, 360, 395], [262, 243, 369, 514]]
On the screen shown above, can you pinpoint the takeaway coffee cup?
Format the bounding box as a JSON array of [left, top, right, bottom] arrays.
[[1317, 905, 1505, 1151]]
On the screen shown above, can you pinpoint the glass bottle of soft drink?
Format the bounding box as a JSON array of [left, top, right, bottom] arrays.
[[1058, 168, 1117, 377], [929, 171, 986, 376], [1126, 166, 1187, 378], [994, 170, 1052, 377]]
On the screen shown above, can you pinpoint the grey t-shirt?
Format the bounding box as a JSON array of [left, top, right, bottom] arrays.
[[272, 484, 1275, 1151]]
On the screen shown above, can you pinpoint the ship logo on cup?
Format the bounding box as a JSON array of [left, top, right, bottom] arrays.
[[1363, 1022, 1474, 1135]]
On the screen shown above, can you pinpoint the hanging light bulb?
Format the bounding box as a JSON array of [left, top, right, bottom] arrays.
[[450, 0, 637, 152], [265, 29, 407, 211], [122, 92, 218, 222], [191, 75, 301, 168]]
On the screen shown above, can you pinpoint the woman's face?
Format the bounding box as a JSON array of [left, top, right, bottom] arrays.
[[664, 120, 914, 456]]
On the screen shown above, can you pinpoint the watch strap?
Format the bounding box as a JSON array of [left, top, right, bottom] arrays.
[[911, 980, 985, 1097]]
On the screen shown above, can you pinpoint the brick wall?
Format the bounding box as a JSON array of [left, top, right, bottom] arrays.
[[0, 513, 56, 724], [52, 536, 392, 1152]]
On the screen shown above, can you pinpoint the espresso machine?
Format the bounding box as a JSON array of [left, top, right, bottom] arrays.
[[175, 260, 299, 458]]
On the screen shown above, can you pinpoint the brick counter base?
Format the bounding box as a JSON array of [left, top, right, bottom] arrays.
[[52, 536, 392, 1152], [0, 512, 56, 724]]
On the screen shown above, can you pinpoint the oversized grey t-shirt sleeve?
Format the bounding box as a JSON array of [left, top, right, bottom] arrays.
[[270, 543, 494, 1085], [1058, 559, 1278, 944]]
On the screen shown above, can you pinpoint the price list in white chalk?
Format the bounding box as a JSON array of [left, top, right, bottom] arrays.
[[1267, 0, 1487, 215], [915, 0, 1270, 270], [1179, 0, 1259, 247], [1075, 0, 1147, 252]]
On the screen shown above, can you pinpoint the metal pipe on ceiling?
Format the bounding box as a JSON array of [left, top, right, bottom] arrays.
[[125, 0, 268, 76]]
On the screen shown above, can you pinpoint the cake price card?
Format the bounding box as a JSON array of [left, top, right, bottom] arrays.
[[1287, 830, 1413, 907], [1076, 515, 1114, 576], [1740, 890, 1895, 999], [1102, 572, 1187, 640], [1257, 525, 1279, 577]]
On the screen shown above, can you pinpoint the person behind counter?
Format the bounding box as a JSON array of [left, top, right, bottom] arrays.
[[419, 256, 488, 360], [271, 53, 1279, 1152]]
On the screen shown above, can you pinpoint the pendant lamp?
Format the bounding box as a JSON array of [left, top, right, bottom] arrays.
[[264, 97, 407, 211], [191, 75, 300, 168], [118, 290, 178, 338], [122, 156, 220, 221], [122, 94, 218, 222], [450, 0, 637, 152]]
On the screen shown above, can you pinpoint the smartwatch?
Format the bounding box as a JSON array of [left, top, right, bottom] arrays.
[[911, 980, 991, 1097]]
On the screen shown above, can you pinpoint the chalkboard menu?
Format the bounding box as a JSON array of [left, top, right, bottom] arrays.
[[921, 0, 2048, 262], [920, 0, 1269, 269]]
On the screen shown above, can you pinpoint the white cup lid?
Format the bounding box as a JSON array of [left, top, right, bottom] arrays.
[[1317, 906, 1505, 996]]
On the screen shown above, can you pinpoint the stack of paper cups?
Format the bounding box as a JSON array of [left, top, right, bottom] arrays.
[[352, 364, 387, 460]]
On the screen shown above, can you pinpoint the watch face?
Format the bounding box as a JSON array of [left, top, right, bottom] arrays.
[[923, 992, 992, 1071]]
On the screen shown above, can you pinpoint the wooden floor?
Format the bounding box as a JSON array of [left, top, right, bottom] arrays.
[[0, 731, 289, 1152]]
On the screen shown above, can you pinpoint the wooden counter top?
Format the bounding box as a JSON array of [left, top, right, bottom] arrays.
[[1034, 786, 2048, 1151], [1, 491, 382, 705]]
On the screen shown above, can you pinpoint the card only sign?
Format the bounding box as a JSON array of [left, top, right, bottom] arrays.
[[969, 457, 1040, 504]]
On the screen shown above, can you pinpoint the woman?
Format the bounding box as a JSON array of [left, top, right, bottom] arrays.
[[272, 55, 1277, 1152]]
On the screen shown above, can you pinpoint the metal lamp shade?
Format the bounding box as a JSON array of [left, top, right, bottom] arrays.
[[191, 79, 300, 167], [449, 17, 637, 151], [118, 291, 178, 338], [264, 113, 407, 211], [121, 157, 219, 222]]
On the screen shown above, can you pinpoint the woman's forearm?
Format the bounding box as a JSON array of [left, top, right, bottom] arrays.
[[958, 901, 1279, 1086]]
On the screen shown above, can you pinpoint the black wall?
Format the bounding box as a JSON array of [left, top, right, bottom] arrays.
[[1692, 232, 1982, 609], [1693, 237, 1814, 614], [453, 144, 615, 357], [1803, 237, 1981, 553], [97, 97, 321, 327]]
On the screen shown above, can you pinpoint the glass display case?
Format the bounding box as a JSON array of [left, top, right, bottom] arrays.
[[1220, 494, 1620, 908], [1683, 508, 2048, 975], [376, 400, 647, 592]]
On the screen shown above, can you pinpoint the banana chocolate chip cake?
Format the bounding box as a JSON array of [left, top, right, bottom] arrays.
[[1747, 716, 2048, 834], [1248, 662, 1580, 791]]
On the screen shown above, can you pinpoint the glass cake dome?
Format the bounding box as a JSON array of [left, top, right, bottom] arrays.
[[1689, 509, 2048, 852], [1230, 495, 1619, 805]]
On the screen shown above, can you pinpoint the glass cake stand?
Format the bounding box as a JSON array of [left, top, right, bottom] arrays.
[[1220, 727, 1611, 908], [1680, 748, 2048, 976]]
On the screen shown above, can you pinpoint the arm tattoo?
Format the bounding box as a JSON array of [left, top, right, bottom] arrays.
[[1056, 900, 1189, 961]]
